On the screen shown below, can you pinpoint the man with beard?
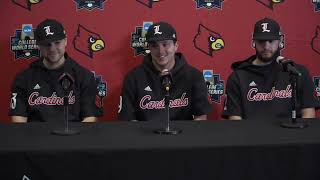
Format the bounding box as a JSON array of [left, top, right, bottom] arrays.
[[222, 18, 318, 120], [119, 22, 212, 121], [10, 19, 102, 123]]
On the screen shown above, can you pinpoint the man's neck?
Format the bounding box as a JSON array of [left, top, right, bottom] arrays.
[[152, 59, 175, 72], [43, 56, 66, 70], [252, 57, 273, 66]]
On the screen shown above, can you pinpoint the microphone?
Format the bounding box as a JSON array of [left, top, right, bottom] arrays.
[[59, 73, 74, 91], [51, 72, 79, 136], [154, 68, 182, 135], [277, 56, 308, 129], [276, 56, 302, 76], [160, 69, 172, 92]]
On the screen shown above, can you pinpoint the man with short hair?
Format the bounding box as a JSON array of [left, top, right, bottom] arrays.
[[223, 17, 319, 120], [10, 19, 102, 123], [119, 22, 212, 121]]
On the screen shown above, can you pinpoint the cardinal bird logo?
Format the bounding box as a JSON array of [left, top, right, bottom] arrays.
[[136, 0, 162, 8], [193, 24, 225, 57], [256, 0, 285, 10], [12, 0, 42, 11], [312, 26, 320, 55], [73, 24, 105, 58]]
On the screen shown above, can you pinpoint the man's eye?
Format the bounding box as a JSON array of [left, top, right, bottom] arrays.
[[150, 44, 157, 48]]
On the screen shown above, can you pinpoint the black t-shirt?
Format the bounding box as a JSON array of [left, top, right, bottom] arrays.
[[9, 54, 102, 122], [119, 53, 212, 121], [223, 55, 319, 119]]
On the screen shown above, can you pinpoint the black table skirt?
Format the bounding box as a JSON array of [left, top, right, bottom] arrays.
[[1, 119, 320, 180]]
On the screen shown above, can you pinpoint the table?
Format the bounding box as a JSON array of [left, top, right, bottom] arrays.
[[1, 119, 320, 180]]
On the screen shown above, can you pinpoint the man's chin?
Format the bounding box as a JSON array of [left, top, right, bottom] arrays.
[[155, 58, 167, 64], [47, 58, 59, 63], [257, 53, 274, 62], [261, 57, 273, 62]]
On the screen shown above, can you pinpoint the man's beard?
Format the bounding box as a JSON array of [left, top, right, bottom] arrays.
[[256, 48, 281, 63]]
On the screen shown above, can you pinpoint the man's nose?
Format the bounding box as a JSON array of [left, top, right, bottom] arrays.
[[262, 41, 272, 48], [158, 45, 166, 53], [46, 43, 56, 50]]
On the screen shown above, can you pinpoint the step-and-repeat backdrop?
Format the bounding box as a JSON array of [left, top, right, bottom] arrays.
[[1, 0, 320, 122]]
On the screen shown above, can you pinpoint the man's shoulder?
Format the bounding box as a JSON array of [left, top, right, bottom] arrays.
[[124, 64, 146, 79], [181, 63, 202, 76], [67, 58, 84, 69], [295, 63, 309, 73], [67, 58, 93, 75], [15, 61, 39, 79]]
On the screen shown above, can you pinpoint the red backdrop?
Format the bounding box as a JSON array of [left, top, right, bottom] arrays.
[[1, 0, 320, 122]]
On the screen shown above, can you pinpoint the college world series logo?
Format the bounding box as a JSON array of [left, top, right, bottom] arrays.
[[92, 72, 107, 108], [203, 70, 224, 103], [311, 26, 320, 55], [131, 22, 153, 56], [10, 24, 40, 60], [193, 24, 225, 57], [73, 24, 105, 58], [12, 0, 43, 11], [74, 0, 106, 10], [136, 0, 162, 8], [194, 0, 224, 9], [313, 76, 320, 100], [256, 0, 284, 10], [312, 0, 320, 12]]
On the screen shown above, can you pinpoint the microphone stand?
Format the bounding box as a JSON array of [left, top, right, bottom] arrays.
[[52, 75, 80, 136], [154, 84, 182, 135], [280, 72, 308, 128]]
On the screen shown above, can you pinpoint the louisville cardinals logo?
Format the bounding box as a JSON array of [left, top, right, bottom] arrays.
[[12, 0, 42, 11], [312, 0, 320, 12], [73, 24, 105, 58], [312, 26, 320, 55], [193, 24, 224, 57], [256, 0, 285, 10], [194, 0, 224, 9], [136, 0, 162, 8], [22, 175, 31, 180]]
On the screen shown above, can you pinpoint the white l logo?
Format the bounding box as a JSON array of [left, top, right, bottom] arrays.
[[261, 23, 270, 32], [43, 26, 54, 36], [153, 25, 162, 35], [22, 175, 31, 180]]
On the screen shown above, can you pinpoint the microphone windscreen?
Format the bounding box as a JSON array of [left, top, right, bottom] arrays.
[[276, 56, 284, 63], [59, 73, 74, 91], [160, 69, 170, 76]]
